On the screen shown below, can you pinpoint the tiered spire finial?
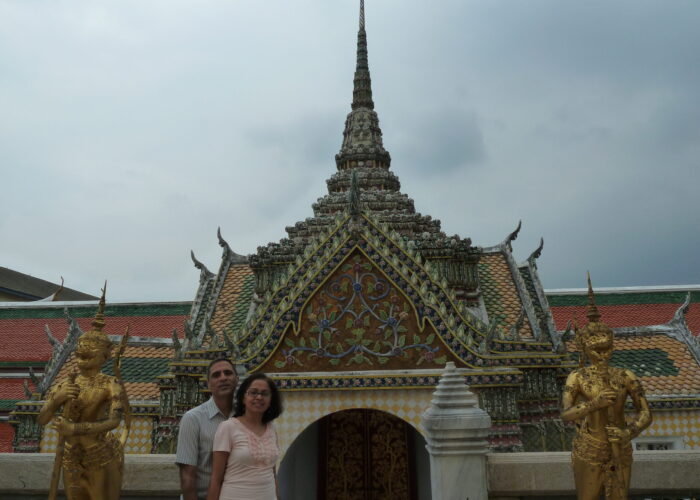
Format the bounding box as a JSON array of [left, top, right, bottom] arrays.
[[586, 272, 601, 322], [352, 0, 374, 110], [360, 0, 365, 29], [91, 282, 107, 332], [335, 0, 391, 170]]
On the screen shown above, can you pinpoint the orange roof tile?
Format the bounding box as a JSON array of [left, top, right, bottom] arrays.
[[45, 345, 172, 401], [124, 382, 160, 400], [210, 264, 254, 334], [551, 303, 700, 335], [567, 334, 700, 396], [479, 254, 533, 338], [0, 313, 187, 362], [0, 422, 14, 453], [0, 379, 27, 400]]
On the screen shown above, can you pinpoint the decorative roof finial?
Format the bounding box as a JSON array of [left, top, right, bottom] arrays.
[[360, 0, 365, 30], [352, 0, 374, 110], [75, 282, 112, 356], [586, 272, 601, 322], [335, 0, 391, 170], [92, 281, 107, 332]]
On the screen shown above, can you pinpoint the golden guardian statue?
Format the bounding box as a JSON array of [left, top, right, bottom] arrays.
[[561, 274, 652, 500], [38, 285, 130, 500]]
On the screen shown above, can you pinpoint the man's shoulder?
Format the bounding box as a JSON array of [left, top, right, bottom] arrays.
[[182, 399, 211, 417]]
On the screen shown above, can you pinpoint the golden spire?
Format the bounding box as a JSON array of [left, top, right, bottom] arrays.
[[586, 272, 601, 322], [91, 281, 107, 332], [79, 281, 112, 353]]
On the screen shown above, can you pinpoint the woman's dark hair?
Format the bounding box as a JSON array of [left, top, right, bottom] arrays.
[[234, 373, 282, 424]]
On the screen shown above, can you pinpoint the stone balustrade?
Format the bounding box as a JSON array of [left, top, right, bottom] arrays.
[[1, 450, 698, 499]]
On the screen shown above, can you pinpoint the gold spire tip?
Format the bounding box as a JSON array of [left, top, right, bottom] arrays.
[[359, 0, 365, 30], [586, 272, 601, 322]]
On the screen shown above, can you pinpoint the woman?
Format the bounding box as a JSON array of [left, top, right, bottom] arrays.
[[207, 373, 283, 500]]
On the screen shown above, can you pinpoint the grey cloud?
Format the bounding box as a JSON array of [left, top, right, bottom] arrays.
[[387, 108, 486, 175], [2, 1, 699, 301]]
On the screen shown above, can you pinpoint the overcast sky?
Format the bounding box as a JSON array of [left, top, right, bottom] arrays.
[[1, 0, 699, 302]]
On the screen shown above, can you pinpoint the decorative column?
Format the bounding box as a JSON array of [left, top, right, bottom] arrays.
[[421, 362, 492, 500]]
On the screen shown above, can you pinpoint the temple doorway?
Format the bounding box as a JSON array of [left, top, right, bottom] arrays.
[[278, 408, 430, 500]]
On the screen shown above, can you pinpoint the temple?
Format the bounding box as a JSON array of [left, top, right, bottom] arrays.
[[2, 2, 700, 498]]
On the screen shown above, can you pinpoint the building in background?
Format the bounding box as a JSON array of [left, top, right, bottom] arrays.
[[0, 267, 96, 302]]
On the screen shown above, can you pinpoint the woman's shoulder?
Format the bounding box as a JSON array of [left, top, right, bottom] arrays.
[[220, 417, 243, 431]]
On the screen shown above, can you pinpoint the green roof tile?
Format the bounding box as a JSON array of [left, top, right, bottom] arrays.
[[569, 349, 679, 377], [101, 357, 171, 383], [547, 291, 700, 307], [0, 400, 20, 411], [0, 302, 191, 320]]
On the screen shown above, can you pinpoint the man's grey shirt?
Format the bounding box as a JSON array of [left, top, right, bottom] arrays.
[[176, 397, 233, 498]]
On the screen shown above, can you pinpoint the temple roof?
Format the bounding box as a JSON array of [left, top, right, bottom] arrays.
[[0, 267, 97, 302], [254, 2, 454, 266], [0, 300, 188, 453], [548, 287, 700, 335], [564, 333, 700, 400], [236, 213, 569, 372], [0, 301, 190, 363], [0, 380, 24, 412], [51, 344, 173, 400]]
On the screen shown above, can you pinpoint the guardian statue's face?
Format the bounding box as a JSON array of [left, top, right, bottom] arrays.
[[75, 338, 109, 371], [583, 322, 613, 364]]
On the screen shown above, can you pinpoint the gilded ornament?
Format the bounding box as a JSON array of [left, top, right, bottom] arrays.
[[38, 285, 130, 500], [561, 274, 652, 500]]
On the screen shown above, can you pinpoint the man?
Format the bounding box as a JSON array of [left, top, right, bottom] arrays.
[[176, 357, 238, 500]]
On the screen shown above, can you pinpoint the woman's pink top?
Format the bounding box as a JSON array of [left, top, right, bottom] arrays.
[[212, 418, 279, 500]]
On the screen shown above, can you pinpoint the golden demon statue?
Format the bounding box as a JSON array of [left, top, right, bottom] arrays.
[[561, 275, 652, 499], [38, 285, 131, 500]]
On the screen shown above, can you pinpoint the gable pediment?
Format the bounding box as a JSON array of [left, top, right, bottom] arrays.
[[234, 214, 570, 372]]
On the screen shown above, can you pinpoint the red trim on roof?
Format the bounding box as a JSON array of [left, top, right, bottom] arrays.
[[551, 303, 700, 335], [0, 379, 26, 399], [0, 315, 188, 362], [0, 422, 14, 453]]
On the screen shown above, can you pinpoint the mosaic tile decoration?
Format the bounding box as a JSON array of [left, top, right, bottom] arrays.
[[275, 388, 434, 459], [0, 302, 188, 363], [0, 422, 14, 453], [40, 416, 154, 454], [549, 291, 700, 335], [567, 335, 700, 396], [478, 253, 534, 338], [638, 410, 700, 449], [45, 346, 174, 400], [210, 265, 255, 335], [236, 224, 566, 373]]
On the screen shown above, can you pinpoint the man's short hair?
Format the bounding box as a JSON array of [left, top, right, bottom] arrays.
[[206, 357, 236, 379]]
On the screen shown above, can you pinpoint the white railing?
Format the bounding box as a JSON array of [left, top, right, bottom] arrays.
[[1, 450, 698, 498]]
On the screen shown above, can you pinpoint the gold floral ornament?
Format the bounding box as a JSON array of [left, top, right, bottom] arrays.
[[270, 251, 445, 371], [561, 274, 652, 500], [38, 283, 130, 500]]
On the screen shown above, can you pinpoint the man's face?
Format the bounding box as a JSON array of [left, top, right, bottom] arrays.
[[207, 361, 237, 398]]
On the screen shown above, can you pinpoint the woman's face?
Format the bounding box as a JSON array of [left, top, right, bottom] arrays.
[[244, 379, 272, 415]]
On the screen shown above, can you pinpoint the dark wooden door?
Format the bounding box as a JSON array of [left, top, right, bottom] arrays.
[[318, 409, 417, 500]]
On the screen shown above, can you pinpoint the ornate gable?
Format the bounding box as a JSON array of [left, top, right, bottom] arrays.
[[233, 213, 570, 373], [259, 248, 449, 372]]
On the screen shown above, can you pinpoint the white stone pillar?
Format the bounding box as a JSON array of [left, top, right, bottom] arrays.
[[421, 362, 492, 500]]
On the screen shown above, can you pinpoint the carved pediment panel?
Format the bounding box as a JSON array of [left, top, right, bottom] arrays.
[[260, 248, 454, 372]]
